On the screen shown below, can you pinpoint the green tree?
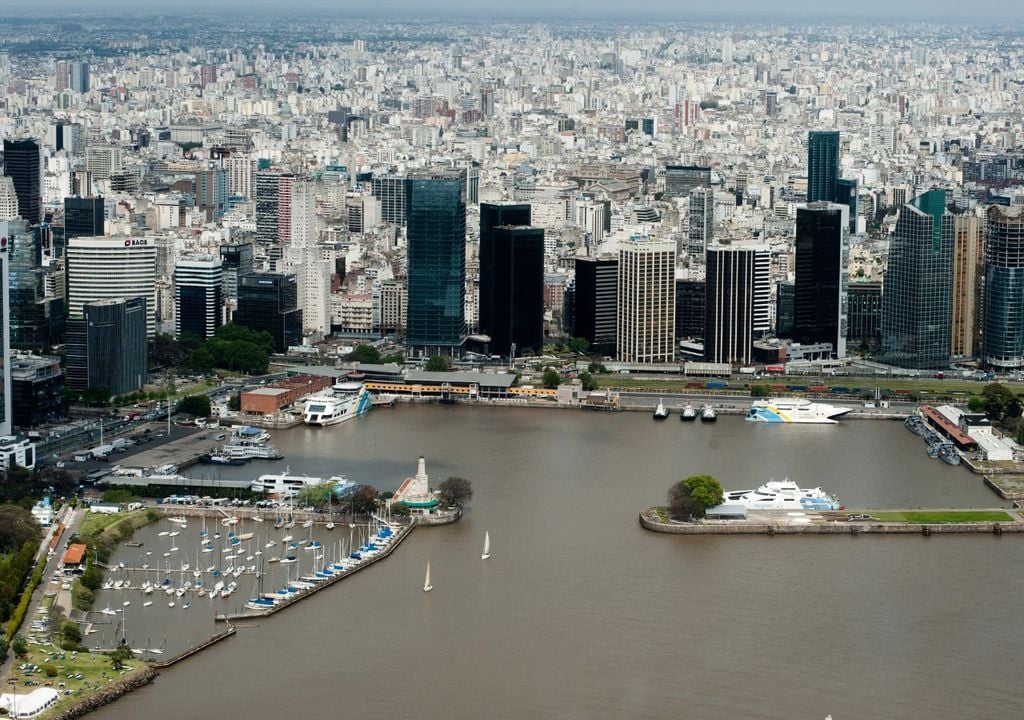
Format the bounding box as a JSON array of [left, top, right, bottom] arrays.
[[437, 476, 473, 507], [668, 475, 724, 520], [61, 621, 83, 648], [1016, 417, 1024, 446], [542, 368, 561, 389], [11, 635, 26, 657], [188, 346, 216, 372], [381, 351, 406, 364], [0, 506, 39, 553], [80, 565, 103, 593], [568, 337, 590, 355], [750, 384, 770, 398], [579, 371, 597, 391], [967, 396, 986, 413], [390, 501, 410, 516], [348, 344, 381, 364], [177, 395, 212, 417], [297, 482, 335, 509], [228, 393, 241, 411], [109, 644, 133, 671], [980, 382, 1021, 423], [424, 356, 451, 372], [80, 386, 112, 407]]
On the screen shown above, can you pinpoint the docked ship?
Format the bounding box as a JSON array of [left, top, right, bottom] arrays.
[[905, 414, 928, 436], [700, 405, 717, 422], [653, 400, 669, 420], [303, 382, 373, 427], [680, 404, 697, 422], [745, 398, 851, 424], [721, 480, 843, 510]]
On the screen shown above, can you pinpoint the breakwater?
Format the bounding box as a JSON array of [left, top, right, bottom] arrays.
[[49, 666, 157, 720], [639, 510, 1024, 536], [150, 625, 236, 668]]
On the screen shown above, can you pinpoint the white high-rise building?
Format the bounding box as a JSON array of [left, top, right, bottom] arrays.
[[617, 236, 676, 363], [226, 155, 256, 199], [289, 179, 317, 250], [0, 175, 17, 221], [688, 187, 714, 259], [575, 199, 605, 250], [66, 236, 158, 337]]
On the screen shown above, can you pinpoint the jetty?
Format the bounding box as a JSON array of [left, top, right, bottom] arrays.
[[639, 507, 1024, 536]]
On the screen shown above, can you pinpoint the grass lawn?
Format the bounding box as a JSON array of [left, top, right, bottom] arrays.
[[9, 641, 147, 718], [78, 510, 152, 541], [866, 511, 1014, 524]]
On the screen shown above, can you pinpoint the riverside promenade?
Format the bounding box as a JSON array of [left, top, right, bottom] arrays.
[[639, 507, 1024, 536]]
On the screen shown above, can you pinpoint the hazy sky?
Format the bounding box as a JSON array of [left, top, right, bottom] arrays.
[[2, 0, 1022, 21]]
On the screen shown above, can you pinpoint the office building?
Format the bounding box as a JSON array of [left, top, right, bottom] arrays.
[[5, 219, 64, 349], [485, 226, 545, 357], [371, 175, 409, 225], [571, 257, 618, 353], [793, 203, 849, 358], [235, 272, 302, 353], [70, 61, 89, 93], [195, 168, 228, 222], [66, 236, 157, 337], [675, 279, 705, 340], [406, 168, 467, 356], [0, 175, 17, 220], [847, 282, 882, 351], [3, 138, 41, 225], [0, 234, 9, 437], [66, 297, 147, 394], [688, 187, 714, 258], [880, 190, 954, 369], [664, 165, 711, 198], [807, 130, 840, 203], [255, 171, 295, 245], [835, 178, 859, 232], [951, 213, 983, 360], [10, 355, 66, 429], [705, 246, 768, 365], [983, 205, 1024, 369], [220, 242, 253, 302], [64, 196, 104, 239], [479, 203, 531, 341], [174, 255, 223, 339], [617, 237, 676, 363]]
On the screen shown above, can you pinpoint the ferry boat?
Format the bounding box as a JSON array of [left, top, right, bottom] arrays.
[[680, 404, 697, 422], [221, 443, 283, 460], [746, 398, 851, 424], [721, 480, 843, 510], [303, 382, 373, 427]]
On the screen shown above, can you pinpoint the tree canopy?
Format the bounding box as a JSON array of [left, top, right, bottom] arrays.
[[542, 368, 561, 389], [348, 344, 381, 364], [437, 476, 473, 507], [297, 482, 335, 509], [177, 395, 212, 417], [668, 475, 724, 520], [424, 356, 451, 372], [0, 505, 39, 554], [970, 383, 1022, 425]]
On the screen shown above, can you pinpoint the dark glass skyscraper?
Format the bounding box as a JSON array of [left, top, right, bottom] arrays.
[[486, 226, 545, 357], [982, 205, 1024, 369], [235, 272, 302, 352], [479, 203, 531, 340], [64, 196, 104, 239], [571, 257, 618, 353], [4, 219, 64, 349], [3, 138, 42, 225], [848, 282, 882, 351], [406, 168, 467, 355], [793, 202, 849, 357], [835, 178, 859, 232], [66, 298, 148, 394], [880, 190, 954, 369], [807, 130, 840, 203]]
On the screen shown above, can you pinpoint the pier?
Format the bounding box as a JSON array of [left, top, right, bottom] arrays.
[[149, 625, 237, 668], [639, 508, 1024, 536]]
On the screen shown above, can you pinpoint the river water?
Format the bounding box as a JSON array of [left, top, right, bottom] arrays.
[[93, 406, 1023, 719]]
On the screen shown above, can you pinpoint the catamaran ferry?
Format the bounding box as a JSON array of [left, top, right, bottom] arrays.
[[746, 398, 851, 424], [722, 480, 843, 510], [303, 382, 372, 427]]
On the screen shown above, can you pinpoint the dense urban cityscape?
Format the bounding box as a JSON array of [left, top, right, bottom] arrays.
[[0, 7, 1022, 719]]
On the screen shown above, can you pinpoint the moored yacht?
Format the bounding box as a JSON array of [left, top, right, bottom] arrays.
[[653, 400, 669, 420], [721, 480, 842, 510], [700, 405, 717, 422]]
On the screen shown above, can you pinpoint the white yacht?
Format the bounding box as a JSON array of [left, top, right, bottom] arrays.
[[303, 382, 372, 427], [721, 480, 842, 510], [746, 398, 851, 424]]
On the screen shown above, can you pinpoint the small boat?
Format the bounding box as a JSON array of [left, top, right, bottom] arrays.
[[325, 522, 335, 530], [280, 556, 298, 565], [423, 562, 433, 593], [481, 532, 491, 561], [938, 443, 962, 466], [653, 400, 669, 420], [302, 519, 314, 528], [168, 601, 176, 608], [143, 601, 153, 607], [700, 405, 717, 422], [680, 404, 697, 421]]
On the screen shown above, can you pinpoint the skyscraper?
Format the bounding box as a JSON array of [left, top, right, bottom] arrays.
[[371, 175, 409, 225], [0, 175, 17, 220], [195, 168, 228, 222], [793, 203, 849, 358], [235, 272, 302, 352], [5, 219, 64, 350], [220, 242, 253, 303], [406, 168, 467, 356], [486, 226, 545, 358], [66, 236, 158, 337], [255, 171, 283, 244], [687, 187, 714, 258], [65, 298, 147, 395], [880, 190, 954, 369], [664, 165, 711, 198], [69, 61, 89, 93], [704, 246, 768, 365], [571, 257, 618, 353], [807, 130, 840, 204], [2, 138, 41, 225], [835, 178, 859, 232], [847, 282, 882, 351], [617, 237, 676, 363], [64, 196, 104, 239], [175, 255, 223, 339], [951, 213, 983, 360], [0, 232, 10, 436], [479, 203, 531, 341], [982, 205, 1024, 369]]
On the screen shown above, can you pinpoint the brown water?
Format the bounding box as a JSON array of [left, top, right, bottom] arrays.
[[93, 407, 1024, 719]]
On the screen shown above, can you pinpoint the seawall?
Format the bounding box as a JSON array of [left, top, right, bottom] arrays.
[[639, 512, 1024, 536], [49, 666, 158, 720]]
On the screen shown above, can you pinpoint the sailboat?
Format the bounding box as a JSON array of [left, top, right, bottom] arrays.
[[481, 532, 491, 560], [423, 562, 433, 593]]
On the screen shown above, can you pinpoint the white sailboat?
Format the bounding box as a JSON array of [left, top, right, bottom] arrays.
[[423, 562, 433, 593], [481, 532, 491, 560]]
